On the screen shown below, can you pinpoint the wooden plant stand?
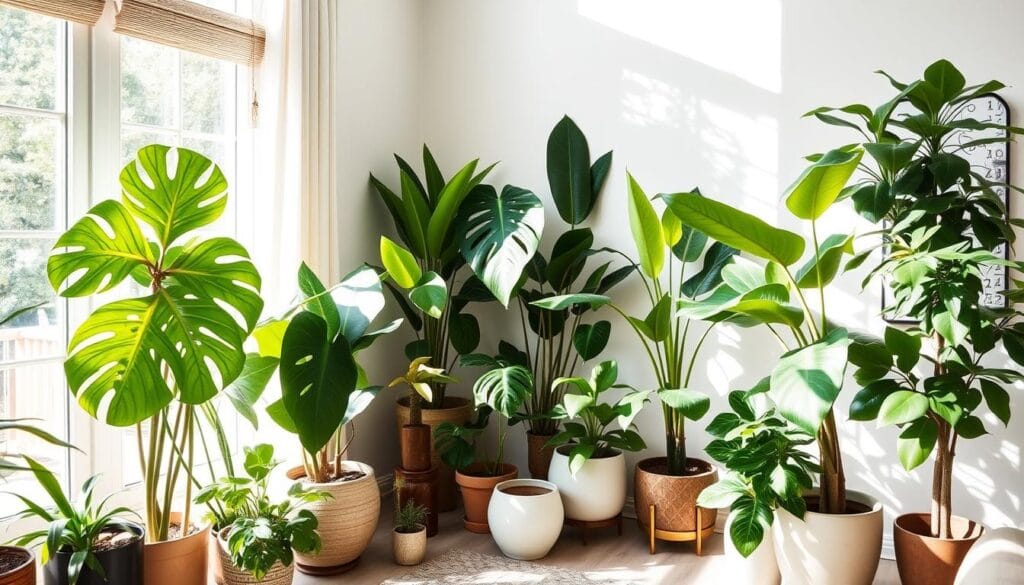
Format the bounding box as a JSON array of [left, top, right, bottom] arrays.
[[643, 504, 715, 555], [564, 514, 623, 546]]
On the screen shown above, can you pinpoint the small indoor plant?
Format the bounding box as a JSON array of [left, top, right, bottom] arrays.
[[373, 147, 543, 509], [8, 458, 143, 585], [545, 360, 647, 522], [47, 145, 263, 585], [198, 444, 326, 585], [392, 481, 428, 566], [807, 60, 1024, 584]]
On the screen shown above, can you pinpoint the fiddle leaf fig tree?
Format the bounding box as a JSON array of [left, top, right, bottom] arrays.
[[47, 145, 263, 542], [806, 60, 1024, 539]]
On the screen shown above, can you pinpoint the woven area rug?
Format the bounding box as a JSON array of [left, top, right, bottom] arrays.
[[382, 549, 643, 584]]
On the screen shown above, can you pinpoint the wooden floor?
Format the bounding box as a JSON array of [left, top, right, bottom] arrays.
[[295, 503, 901, 584]]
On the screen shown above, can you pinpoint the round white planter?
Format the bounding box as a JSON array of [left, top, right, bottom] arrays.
[[487, 479, 564, 560], [548, 447, 625, 522], [772, 489, 883, 585], [724, 513, 780, 585]]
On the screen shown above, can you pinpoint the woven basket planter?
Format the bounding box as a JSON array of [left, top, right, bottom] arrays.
[[217, 527, 294, 585]]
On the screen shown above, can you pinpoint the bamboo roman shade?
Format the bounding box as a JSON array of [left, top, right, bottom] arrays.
[[0, 0, 106, 25], [115, 0, 265, 67]]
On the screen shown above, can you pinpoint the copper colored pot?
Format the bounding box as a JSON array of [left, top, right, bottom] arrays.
[[634, 457, 717, 533], [0, 546, 35, 585], [454, 463, 518, 534], [400, 425, 432, 472], [396, 396, 473, 512], [526, 431, 556, 480], [894, 512, 984, 585], [143, 513, 210, 585]]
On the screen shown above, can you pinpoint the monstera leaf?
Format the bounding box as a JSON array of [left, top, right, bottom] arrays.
[[472, 365, 533, 418], [458, 184, 544, 306], [48, 145, 261, 427]]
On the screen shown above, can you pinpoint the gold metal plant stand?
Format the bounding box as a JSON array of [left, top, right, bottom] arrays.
[[644, 504, 715, 555]]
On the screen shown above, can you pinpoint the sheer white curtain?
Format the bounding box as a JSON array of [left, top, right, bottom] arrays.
[[253, 0, 339, 309]]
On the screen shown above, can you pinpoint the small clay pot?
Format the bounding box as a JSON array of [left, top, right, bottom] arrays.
[[400, 425, 432, 472], [526, 431, 556, 480], [894, 512, 984, 585], [634, 457, 717, 533], [0, 546, 35, 585], [454, 463, 518, 533], [396, 396, 474, 512], [392, 526, 427, 566], [143, 513, 209, 585]]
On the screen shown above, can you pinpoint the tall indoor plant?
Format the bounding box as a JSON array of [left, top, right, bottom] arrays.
[[47, 145, 263, 585], [806, 60, 1024, 584]]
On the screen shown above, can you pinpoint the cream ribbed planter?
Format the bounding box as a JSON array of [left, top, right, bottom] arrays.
[[547, 447, 625, 522], [286, 461, 380, 575], [725, 514, 780, 585], [217, 527, 294, 585]]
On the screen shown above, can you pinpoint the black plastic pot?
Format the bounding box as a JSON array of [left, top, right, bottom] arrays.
[[43, 522, 144, 585]]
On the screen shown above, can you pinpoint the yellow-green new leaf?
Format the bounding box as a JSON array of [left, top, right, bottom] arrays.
[[380, 236, 422, 289], [627, 173, 664, 278], [784, 148, 864, 220]]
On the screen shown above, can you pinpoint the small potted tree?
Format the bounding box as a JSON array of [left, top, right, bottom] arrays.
[[392, 479, 428, 566]]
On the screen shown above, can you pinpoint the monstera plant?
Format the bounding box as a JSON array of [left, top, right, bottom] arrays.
[[47, 145, 262, 543]]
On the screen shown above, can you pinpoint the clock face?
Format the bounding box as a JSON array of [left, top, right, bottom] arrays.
[[882, 94, 1010, 322]]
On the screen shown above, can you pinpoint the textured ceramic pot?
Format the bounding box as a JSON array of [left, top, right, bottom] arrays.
[[634, 457, 717, 533], [895, 512, 984, 585], [526, 431, 556, 480], [954, 526, 1024, 585], [772, 489, 883, 585], [286, 461, 380, 575], [488, 479, 564, 560], [45, 522, 144, 585], [217, 527, 294, 585], [454, 463, 518, 533], [143, 512, 209, 585], [0, 546, 35, 585], [396, 396, 473, 511], [392, 526, 427, 566], [724, 514, 780, 585], [548, 447, 625, 521]]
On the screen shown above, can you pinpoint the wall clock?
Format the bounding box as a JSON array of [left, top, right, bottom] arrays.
[[882, 93, 1010, 322]]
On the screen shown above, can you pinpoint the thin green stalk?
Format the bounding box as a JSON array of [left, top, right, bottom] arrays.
[[810, 219, 827, 335]]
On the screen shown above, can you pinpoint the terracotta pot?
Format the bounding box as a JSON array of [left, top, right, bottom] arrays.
[[773, 489, 883, 585], [143, 512, 209, 585], [488, 479, 564, 560], [894, 512, 983, 585], [0, 546, 35, 585], [286, 461, 380, 575], [394, 466, 438, 537], [400, 425, 432, 472], [634, 457, 717, 533], [396, 396, 473, 512], [217, 527, 294, 585], [526, 431, 556, 480], [392, 526, 427, 566], [548, 447, 625, 521], [209, 531, 224, 585], [454, 463, 518, 533]]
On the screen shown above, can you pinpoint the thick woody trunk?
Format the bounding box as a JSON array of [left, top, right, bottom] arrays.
[[817, 410, 846, 514]]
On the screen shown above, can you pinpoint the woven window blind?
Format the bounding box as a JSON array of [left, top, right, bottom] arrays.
[[0, 0, 106, 25], [115, 0, 265, 67]]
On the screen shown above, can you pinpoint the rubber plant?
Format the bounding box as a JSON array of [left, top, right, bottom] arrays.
[[532, 173, 743, 476], [667, 146, 865, 517], [47, 145, 263, 542], [372, 147, 544, 409], [806, 59, 1024, 539]]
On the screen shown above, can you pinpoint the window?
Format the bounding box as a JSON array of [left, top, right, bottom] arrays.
[[0, 5, 71, 513]]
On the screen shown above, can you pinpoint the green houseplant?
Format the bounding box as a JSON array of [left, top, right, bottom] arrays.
[[806, 60, 1024, 584], [391, 479, 428, 566], [198, 444, 326, 584], [545, 360, 647, 523], [8, 459, 143, 585], [47, 145, 262, 585]]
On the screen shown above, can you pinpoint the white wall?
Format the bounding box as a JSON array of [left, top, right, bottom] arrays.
[[374, 0, 1024, 555]]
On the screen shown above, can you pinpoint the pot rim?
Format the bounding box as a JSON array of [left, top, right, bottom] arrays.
[[0, 545, 34, 575], [52, 521, 145, 557], [798, 488, 882, 519], [494, 478, 558, 496], [143, 511, 211, 547], [393, 524, 426, 535], [635, 456, 717, 479], [553, 445, 623, 459], [396, 395, 472, 410], [455, 462, 517, 481], [285, 460, 375, 487], [893, 512, 985, 543]]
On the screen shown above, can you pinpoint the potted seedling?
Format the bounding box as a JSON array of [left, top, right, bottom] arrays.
[[47, 145, 264, 585], [392, 479, 429, 566], [198, 444, 326, 585], [373, 147, 544, 509], [806, 60, 1024, 585], [9, 459, 143, 585], [546, 360, 647, 523]]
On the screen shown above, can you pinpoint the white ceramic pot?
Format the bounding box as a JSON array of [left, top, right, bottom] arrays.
[[487, 479, 564, 560], [955, 526, 1024, 585], [725, 513, 781, 585], [548, 447, 625, 522], [772, 489, 883, 585]]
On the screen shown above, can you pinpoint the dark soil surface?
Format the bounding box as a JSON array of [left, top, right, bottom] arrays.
[[91, 529, 141, 552], [301, 470, 366, 484], [641, 458, 713, 476], [0, 549, 30, 573], [805, 495, 872, 515]]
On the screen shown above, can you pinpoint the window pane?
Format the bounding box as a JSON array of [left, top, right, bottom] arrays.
[[120, 37, 178, 128], [182, 53, 232, 135], [121, 127, 176, 167], [0, 361, 69, 515], [0, 113, 61, 231], [0, 6, 62, 111], [0, 238, 59, 343]]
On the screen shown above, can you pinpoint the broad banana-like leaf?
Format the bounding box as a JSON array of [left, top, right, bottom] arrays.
[[626, 173, 665, 278], [426, 159, 495, 258], [769, 328, 851, 434], [547, 115, 593, 225], [380, 236, 422, 289], [783, 148, 863, 221]]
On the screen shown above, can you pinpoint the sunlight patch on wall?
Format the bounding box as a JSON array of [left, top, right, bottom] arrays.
[[698, 98, 778, 214], [578, 0, 782, 93]]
